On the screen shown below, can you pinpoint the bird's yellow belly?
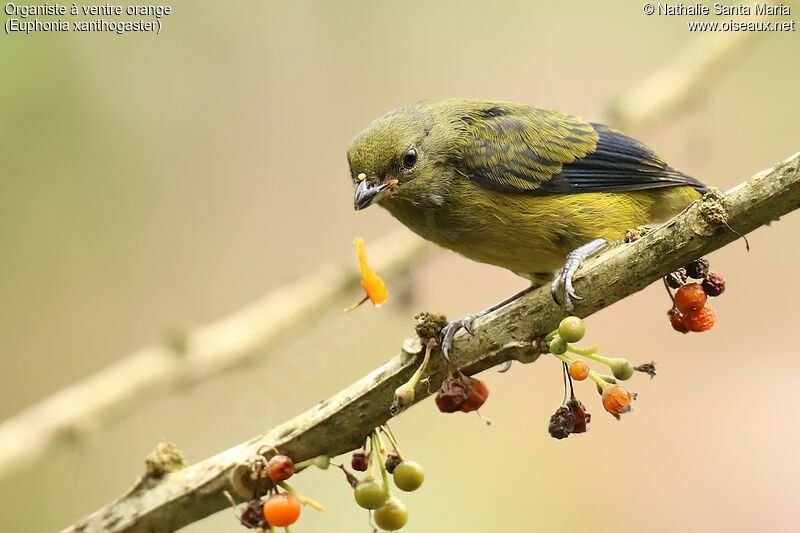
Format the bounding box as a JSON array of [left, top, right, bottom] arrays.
[[383, 184, 700, 275]]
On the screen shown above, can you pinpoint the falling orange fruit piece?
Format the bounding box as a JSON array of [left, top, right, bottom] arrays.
[[347, 237, 387, 311]]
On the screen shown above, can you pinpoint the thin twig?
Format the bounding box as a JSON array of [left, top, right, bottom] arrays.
[[63, 152, 800, 533]]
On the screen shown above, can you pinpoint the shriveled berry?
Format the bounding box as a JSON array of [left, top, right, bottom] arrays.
[[548, 406, 574, 439], [558, 316, 585, 343], [435, 376, 467, 413], [354, 477, 389, 509], [393, 460, 425, 492], [460, 376, 489, 413], [566, 397, 591, 433], [674, 283, 707, 314], [569, 360, 590, 381], [685, 258, 709, 279], [668, 307, 689, 334], [241, 498, 266, 529], [351, 451, 369, 472], [665, 267, 688, 289], [374, 497, 409, 531], [262, 493, 300, 527], [385, 452, 402, 474], [685, 306, 716, 332], [267, 455, 295, 482], [702, 271, 726, 297], [602, 385, 632, 419]]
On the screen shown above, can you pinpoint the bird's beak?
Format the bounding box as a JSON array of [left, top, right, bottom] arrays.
[[354, 176, 391, 211]]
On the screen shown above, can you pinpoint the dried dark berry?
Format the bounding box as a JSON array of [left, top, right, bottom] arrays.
[[548, 406, 574, 439], [702, 271, 726, 296], [685, 258, 710, 279], [666, 267, 688, 289], [351, 451, 369, 472], [240, 498, 267, 529], [435, 372, 468, 413], [385, 452, 402, 474], [566, 398, 591, 434]]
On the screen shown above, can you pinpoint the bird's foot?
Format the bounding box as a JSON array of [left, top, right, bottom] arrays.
[[551, 265, 581, 314], [440, 315, 479, 363], [551, 238, 608, 314]]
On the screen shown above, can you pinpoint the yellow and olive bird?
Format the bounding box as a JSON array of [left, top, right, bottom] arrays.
[[348, 99, 705, 357]]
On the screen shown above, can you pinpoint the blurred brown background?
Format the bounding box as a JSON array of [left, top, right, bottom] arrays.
[[1, 1, 799, 532]]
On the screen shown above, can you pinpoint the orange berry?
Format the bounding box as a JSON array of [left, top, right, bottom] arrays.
[[263, 493, 301, 527], [674, 283, 707, 314], [267, 454, 295, 482], [602, 385, 632, 419], [668, 307, 689, 334], [685, 306, 716, 332], [569, 360, 590, 381]]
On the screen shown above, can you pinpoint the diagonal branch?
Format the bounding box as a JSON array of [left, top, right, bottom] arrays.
[[0, 31, 755, 489], [64, 152, 800, 532], [0, 229, 430, 484]]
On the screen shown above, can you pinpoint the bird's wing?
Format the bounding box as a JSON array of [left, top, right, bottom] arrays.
[[453, 103, 705, 194]]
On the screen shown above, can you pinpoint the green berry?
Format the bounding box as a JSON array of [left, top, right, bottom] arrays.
[[549, 337, 568, 355], [374, 496, 409, 531], [393, 461, 424, 492], [354, 477, 389, 509], [610, 358, 634, 380], [558, 316, 585, 343]]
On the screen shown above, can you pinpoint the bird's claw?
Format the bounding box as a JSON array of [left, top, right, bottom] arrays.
[[551, 266, 582, 314], [440, 315, 477, 363]]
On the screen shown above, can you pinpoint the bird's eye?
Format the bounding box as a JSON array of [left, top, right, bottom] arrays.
[[402, 148, 418, 169]]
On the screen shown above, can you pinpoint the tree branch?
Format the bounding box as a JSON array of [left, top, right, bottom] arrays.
[[0, 229, 430, 484], [64, 152, 800, 532], [1, 31, 752, 488]]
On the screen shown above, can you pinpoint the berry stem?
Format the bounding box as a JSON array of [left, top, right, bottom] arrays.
[[550, 352, 577, 367], [545, 328, 559, 342], [370, 432, 393, 497], [588, 370, 613, 391], [293, 455, 328, 473], [379, 425, 405, 461], [565, 343, 601, 356], [277, 482, 327, 512]]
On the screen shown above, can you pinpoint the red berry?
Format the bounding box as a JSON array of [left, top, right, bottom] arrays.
[[460, 376, 489, 412], [685, 306, 716, 332], [674, 283, 707, 314], [267, 455, 295, 482], [668, 307, 689, 334]]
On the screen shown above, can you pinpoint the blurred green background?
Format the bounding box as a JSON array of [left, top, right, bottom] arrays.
[[1, 1, 799, 532]]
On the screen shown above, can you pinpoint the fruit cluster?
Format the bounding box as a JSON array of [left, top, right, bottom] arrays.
[[665, 258, 726, 334], [229, 448, 326, 531], [345, 426, 424, 531], [547, 316, 652, 434]]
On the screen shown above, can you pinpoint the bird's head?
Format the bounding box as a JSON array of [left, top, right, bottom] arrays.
[[347, 105, 440, 211]]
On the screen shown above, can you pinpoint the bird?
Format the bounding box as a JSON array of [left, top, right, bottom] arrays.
[[347, 99, 706, 359]]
